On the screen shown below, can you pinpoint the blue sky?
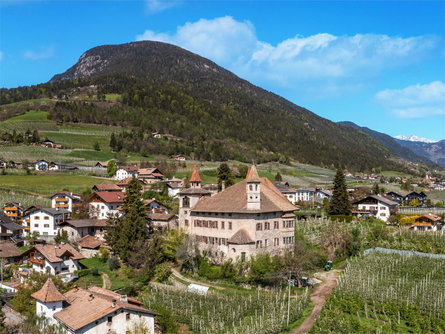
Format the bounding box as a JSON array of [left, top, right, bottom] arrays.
[[1, 0, 444, 140]]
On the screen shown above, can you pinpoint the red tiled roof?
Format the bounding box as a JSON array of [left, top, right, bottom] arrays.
[[246, 164, 260, 182], [78, 235, 103, 249], [120, 166, 138, 172], [93, 182, 121, 191], [91, 191, 125, 204], [31, 278, 66, 303], [25, 244, 84, 263], [190, 165, 201, 182]]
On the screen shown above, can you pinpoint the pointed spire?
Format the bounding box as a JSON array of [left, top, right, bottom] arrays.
[[246, 164, 260, 182], [246, 167, 251, 179], [190, 165, 201, 183], [31, 278, 66, 303]]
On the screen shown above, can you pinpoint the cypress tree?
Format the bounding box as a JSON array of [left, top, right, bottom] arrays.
[[329, 168, 351, 215], [113, 178, 147, 262], [217, 163, 234, 191], [274, 172, 283, 181]]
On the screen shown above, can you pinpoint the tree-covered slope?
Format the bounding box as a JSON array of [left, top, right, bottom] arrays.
[[1, 41, 409, 171], [395, 138, 445, 167]]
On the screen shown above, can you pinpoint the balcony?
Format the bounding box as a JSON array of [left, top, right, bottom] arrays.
[[55, 203, 69, 208], [4, 207, 19, 211], [55, 197, 69, 201], [29, 256, 45, 266]]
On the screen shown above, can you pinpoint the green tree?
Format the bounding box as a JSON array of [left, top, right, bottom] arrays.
[[93, 141, 100, 151], [217, 162, 234, 191], [113, 178, 147, 263], [274, 172, 283, 181], [106, 160, 118, 177], [110, 132, 117, 151], [238, 164, 249, 179], [372, 182, 380, 195], [54, 230, 69, 244], [329, 168, 351, 216]]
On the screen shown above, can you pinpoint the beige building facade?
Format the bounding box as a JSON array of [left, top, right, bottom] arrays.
[[179, 165, 298, 261]]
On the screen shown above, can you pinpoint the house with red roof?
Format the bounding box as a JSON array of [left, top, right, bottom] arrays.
[[32, 279, 157, 333], [114, 166, 138, 181], [89, 192, 125, 220]]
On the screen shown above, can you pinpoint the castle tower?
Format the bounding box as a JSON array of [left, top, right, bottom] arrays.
[[246, 164, 261, 210], [31, 277, 66, 325], [190, 165, 202, 189]]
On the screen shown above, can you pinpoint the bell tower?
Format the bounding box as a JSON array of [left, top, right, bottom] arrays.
[[246, 164, 261, 210]]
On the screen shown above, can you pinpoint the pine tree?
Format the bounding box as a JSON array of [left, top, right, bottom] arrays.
[[274, 172, 283, 181], [328, 168, 351, 215], [112, 178, 147, 263], [372, 182, 380, 195], [110, 133, 117, 151], [217, 163, 234, 191]]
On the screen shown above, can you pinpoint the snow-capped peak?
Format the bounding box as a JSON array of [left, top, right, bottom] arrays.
[[394, 135, 437, 143]]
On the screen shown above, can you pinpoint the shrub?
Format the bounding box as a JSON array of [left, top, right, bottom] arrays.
[[108, 256, 120, 271], [97, 247, 110, 262], [154, 263, 172, 283], [329, 215, 354, 223], [74, 269, 91, 277], [91, 267, 99, 276]]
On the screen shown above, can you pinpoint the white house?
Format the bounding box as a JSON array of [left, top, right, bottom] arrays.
[[51, 191, 81, 213], [144, 198, 169, 214], [114, 166, 138, 181], [89, 191, 125, 219], [25, 208, 69, 237], [352, 195, 398, 222], [22, 244, 84, 279], [295, 188, 314, 202], [58, 219, 106, 242], [32, 281, 158, 334], [33, 160, 49, 171]]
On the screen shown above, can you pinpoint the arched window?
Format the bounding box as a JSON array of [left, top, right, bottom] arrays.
[[249, 185, 253, 191], [182, 196, 190, 208]]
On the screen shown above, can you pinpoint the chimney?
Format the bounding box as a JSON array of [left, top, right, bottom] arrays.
[[221, 181, 225, 192], [120, 294, 128, 303], [111, 298, 117, 308], [88, 293, 94, 301]]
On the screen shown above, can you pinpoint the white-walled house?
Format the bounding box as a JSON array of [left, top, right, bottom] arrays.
[[22, 244, 83, 278], [25, 208, 69, 238], [352, 195, 398, 222], [114, 166, 138, 180], [89, 191, 125, 219], [295, 188, 314, 202], [51, 191, 81, 213], [32, 280, 158, 334], [33, 160, 49, 171], [59, 219, 106, 242], [144, 198, 169, 214]]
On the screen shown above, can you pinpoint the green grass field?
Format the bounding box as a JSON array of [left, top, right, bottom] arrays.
[[0, 110, 58, 131], [77, 257, 133, 290], [0, 173, 108, 196]]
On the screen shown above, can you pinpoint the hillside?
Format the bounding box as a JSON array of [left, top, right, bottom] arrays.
[[395, 138, 445, 167], [339, 121, 436, 166], [0, 41, 415, 172]]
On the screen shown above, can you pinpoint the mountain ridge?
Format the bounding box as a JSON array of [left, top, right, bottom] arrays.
[[0, 41, 423, 172]]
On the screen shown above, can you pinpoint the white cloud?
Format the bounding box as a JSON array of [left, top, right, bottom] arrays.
[[145, 0, 179, 13], [375, 81, 445, 118], [136, 16, 438, 97], [23, 46, 54, 60]]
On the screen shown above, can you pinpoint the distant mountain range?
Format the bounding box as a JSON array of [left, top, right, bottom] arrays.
[[0, 41, 439, 173], [395, 138, 445, 167], [340, 121, 444, 167], [394, 135, 438, 144]]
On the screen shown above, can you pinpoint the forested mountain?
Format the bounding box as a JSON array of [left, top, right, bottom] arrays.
[[395, 138, 445, 167], [339, 121, 436, 166], [0, 41, 417, 172]]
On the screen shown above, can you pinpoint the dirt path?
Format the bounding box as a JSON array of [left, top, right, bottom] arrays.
[[171, 268, 225, 290], [293, 268, 342, 334], [102, 273, 111, 289]]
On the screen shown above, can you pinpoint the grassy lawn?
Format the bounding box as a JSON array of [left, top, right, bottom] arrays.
[[41, 131, 111, 150], [77, 257, 133, 290], [380, 170, 412, 178], [0, 110, 58, 131], [67, 149, 115, 161], [0, 173, 106, 196]]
